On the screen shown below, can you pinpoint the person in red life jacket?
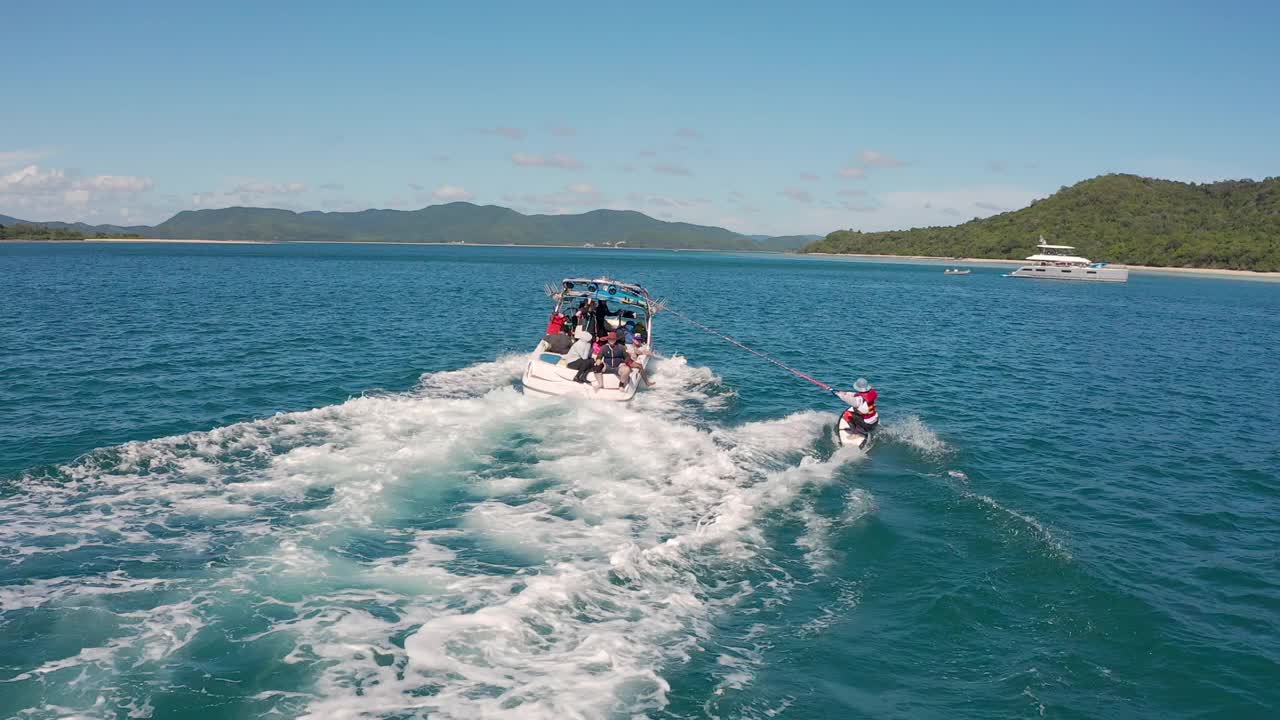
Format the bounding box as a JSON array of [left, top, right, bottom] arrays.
[[545, 311, 567, 335], [833, 377, 878, 436]]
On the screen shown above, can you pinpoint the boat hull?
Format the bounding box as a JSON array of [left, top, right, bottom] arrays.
[[520, 345, 646, 402], [1008, 265, 1128, 282]]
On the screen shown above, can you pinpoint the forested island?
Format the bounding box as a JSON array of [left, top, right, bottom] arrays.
[[0, 223, 143, 241], [802, 174, 1280, 272], [0, 206, 811, 252], [5, 174, 1279, 270]]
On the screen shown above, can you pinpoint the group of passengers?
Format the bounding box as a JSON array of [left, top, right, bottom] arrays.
[[542, 298, 655, 389]]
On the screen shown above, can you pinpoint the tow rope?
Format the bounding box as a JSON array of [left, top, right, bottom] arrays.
[[663, 306, 835, 392]]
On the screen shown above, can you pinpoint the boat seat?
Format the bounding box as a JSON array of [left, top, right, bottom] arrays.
[[534, 360, 624, 389]]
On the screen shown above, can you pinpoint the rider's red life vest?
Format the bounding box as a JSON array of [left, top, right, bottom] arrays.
[[847, 389, 878, 424]]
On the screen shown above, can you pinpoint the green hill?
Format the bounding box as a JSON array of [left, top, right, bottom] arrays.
[[802, 174, 1280, 271], [2, 205, 815, 251], [148, 203, 763, 250]]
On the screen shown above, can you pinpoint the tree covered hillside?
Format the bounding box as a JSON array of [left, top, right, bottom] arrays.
[[802, 174, 1280, 271], [148, 204, 763, 250]]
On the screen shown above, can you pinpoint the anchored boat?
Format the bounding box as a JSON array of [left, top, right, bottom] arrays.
[[1006, 236, 1129, 282], [943, 268, 971, 275], [520, 277, 656, 402]]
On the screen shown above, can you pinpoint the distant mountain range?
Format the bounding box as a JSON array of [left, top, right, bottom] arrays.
[[0, 204, 817, 252], [803, 174, 1280, 271]]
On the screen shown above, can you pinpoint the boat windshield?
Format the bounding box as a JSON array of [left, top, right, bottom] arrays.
[[554, 278, 651, 336]]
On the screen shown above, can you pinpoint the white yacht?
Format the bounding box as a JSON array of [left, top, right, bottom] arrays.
[[1007, 237, 1128, 282], [520, 277, 655, 402]]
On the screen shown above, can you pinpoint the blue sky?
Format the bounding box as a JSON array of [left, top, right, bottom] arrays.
[[3, 0, 1278, 235]]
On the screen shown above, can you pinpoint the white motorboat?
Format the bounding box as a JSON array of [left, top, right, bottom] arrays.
[[520, 277, 655, 402], [1006, 236, 1128, 282], [943, 268, 971, 275]]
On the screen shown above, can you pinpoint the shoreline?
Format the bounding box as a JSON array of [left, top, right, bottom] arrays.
[[800, 251, 1280, 281], [5, 238, 1277, 279]]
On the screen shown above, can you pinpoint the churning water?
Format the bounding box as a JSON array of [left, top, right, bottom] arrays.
[[1, 243, 1277, 719]]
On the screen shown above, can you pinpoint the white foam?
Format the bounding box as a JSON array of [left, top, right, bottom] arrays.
[[881, 414, 949, 458], [968, 493, 1072, 561], [2, 356, 870, 719]]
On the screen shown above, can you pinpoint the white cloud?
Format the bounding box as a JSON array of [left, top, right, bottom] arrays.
[[227, 181, 306, 197], [519, 184, 606, 209], [0, 162, 152, 196], [63, 189, 91, 206], [0, 164, 159, 221], [861, 149, 906, 168], [0, 164, 70, 193], [838, 167, 867, 179], [432, 185, 473, 202], [82, 174, 154, 193], [838, 201, 878, 212], [511, 153, 584, 170], [480, 126, 526, 140], [191, 191, 221, 206], [837, 188, 868, 197], [0, 149, 50, 169], [781, 187, 814, 203], [647, 196, 693, 209], [652, 162, 692, 176], [319, 182, 345, 191]]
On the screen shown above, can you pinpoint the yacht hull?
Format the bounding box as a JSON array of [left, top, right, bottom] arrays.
[[1008, 265, 1129, 282]]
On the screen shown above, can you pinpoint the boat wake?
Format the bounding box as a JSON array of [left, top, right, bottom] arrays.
[[0, 356, 874, 719]]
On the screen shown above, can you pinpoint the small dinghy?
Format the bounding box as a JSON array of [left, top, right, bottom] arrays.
[[943, 268, 971, 275], [520, 277, 655, 402]]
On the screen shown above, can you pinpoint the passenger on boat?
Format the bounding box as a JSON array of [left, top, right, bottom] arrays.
[[594, 300, 621, 335], [542, 326, 573, 354], [834, 378, 878, 436], [592, 331, 631, 390], [566, 329, 595, 383], [545, 311, 567, 335], [572, 299, 590, 330], [625, 332, 655, 387]]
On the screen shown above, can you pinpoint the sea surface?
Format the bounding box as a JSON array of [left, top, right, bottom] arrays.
[[1, 241, 1277, 720]]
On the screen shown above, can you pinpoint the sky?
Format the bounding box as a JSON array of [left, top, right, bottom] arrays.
[[3, 0, 1278, 235]]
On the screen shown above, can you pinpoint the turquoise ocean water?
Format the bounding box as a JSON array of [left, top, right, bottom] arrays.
[[1, 242, 1277, 719]]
